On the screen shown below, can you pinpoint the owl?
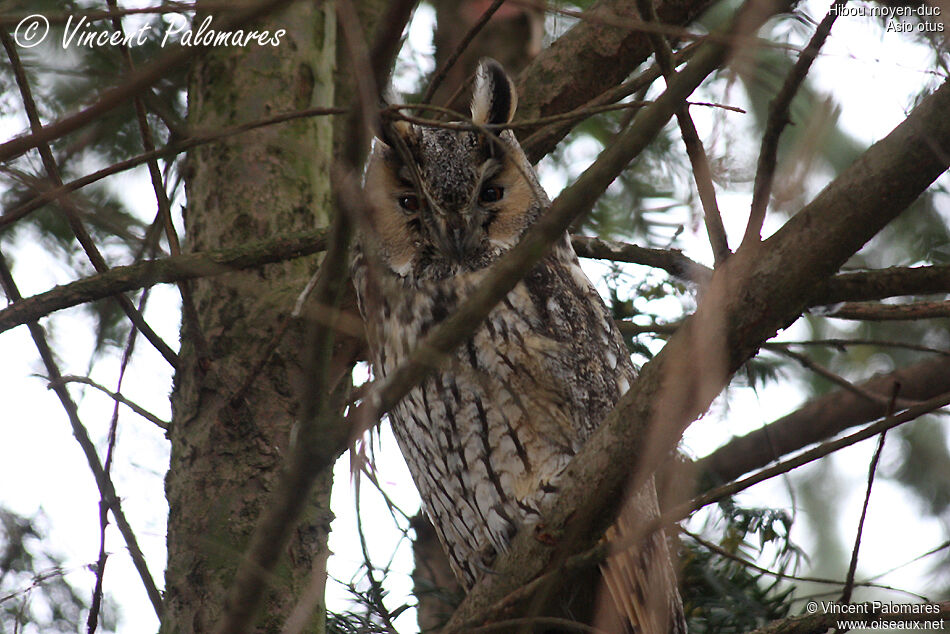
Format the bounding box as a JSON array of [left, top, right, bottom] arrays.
[[352, 59, 685, 633]]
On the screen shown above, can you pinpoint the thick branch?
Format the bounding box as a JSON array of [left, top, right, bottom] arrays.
[[446, 72, 950, 630], [812, 264, 950, 304], [0, 230, 326, 334], [5, 229, 948, 337], [515, 0, 717, 161], [697, 354, 950, 486], [825, 300, 950, 320]]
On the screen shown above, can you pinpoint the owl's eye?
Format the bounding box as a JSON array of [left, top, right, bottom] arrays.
[[398, 194, 421, 212], [479, 184, 504, 204]]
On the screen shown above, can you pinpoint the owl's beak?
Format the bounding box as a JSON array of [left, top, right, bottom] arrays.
[[430, 209, 475, 262]]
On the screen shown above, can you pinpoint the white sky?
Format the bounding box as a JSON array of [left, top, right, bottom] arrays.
[[1, 1, 948, 632]]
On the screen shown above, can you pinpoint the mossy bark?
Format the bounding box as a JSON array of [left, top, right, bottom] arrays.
[[162, 3, 337, 632]]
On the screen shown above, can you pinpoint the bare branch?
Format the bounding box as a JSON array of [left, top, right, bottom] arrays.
[[422, 0, 508, 105], [447, 67, 950, 630], [681, 529, 927, 599], [0, 229, 327, 335], [812, 264, 950, 304], [679, 389, 950, 521], [825, 300, 950, 320], [571, 235, 712, 282], [1, 30, 179, 368], [741, 0, 846, 247], [1, 105, 347, 229], [48, 375, 169, 430], [0, 254, 163, 616], [698, 354, 950, 487], [4, 227, 947, 341], [514, 0, 719, 160], [773, 337, 950, 357], [0, 0, 297, 163], [842, 385, 897, 608], [765, 345, 902, 408], [635, 0, 729, 264]]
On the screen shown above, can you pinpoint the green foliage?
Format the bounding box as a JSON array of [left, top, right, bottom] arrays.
[[326, 571, 413, 634], [0, 508, 117, 634], [0, 4, 187, 356], [681, 501, 802, 633], [737, 355, 787, 391]]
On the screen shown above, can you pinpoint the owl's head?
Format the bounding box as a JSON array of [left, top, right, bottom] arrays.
[[362, 59, 549, 281]]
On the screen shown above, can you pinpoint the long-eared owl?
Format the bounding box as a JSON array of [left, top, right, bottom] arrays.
[[352, 59, 685, 632]]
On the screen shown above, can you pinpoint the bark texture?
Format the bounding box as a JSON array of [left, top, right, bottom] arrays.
[[445, 74, 950, 632], [162, 3, 337, 632], [698, 354, 950, 486], [516, 0, 715, 161]]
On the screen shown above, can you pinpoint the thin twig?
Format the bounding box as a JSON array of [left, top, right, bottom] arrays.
[[106, 0, 212, 369], [48, 375, 170, 430], [87, 279, 149, 634], [741, 0, 847, 247], [675, 388, 950, 520], [681, 528, 925, 597], [766, 345, 906, 408], [0, 30, 180, 368], [839, 383, 898, 608], [1, 106, 347, 229], [0, 0, 297, 163], [389, 98, 742, 132], [421, 0, 508, 105], [635, 0, 729, 264], [0, 253, 163, 616], [865, 539, 950, 581], [774, 338, 950, 357], [521, 42, 702, 163]]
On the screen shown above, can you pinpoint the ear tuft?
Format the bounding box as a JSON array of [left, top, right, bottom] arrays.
[[471, 58, 517, 126]]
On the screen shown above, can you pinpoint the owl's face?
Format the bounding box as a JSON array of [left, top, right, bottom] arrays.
[[361, 60, 548, 281]]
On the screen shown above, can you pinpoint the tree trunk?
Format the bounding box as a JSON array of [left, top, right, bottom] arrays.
[[162, 3, 337, 632]]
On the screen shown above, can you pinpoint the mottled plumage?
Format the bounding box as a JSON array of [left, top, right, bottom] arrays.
[[352, 59, 684, 632]]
